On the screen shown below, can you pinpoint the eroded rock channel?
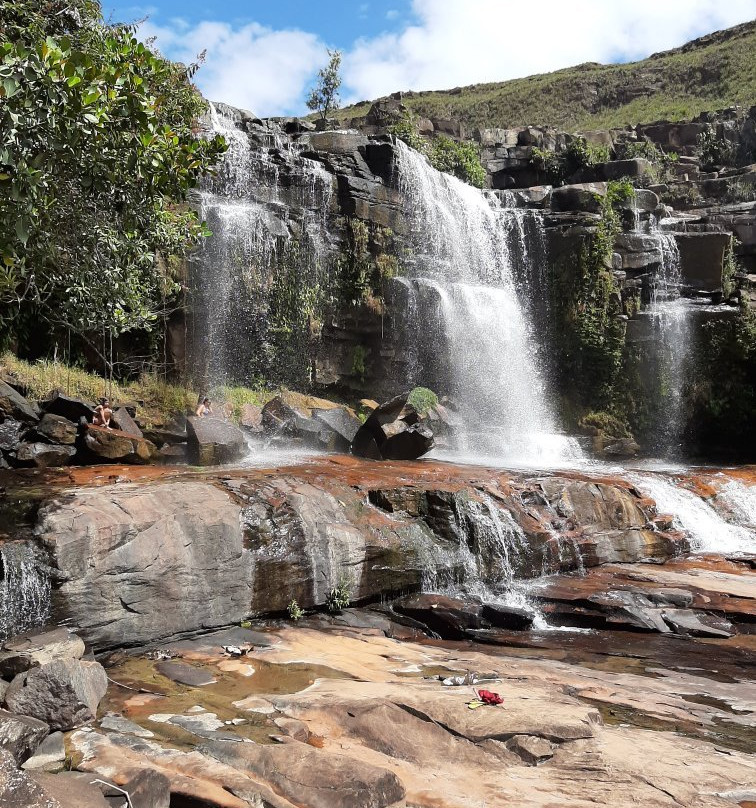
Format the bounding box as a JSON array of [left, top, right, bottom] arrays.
[[0, 457, 754, 807]]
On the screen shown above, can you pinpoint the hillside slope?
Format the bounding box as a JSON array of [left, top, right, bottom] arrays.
[[336, 20, 756, 132]]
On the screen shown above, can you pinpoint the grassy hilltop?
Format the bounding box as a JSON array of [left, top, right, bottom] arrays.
[[335, 20, 756, 131]]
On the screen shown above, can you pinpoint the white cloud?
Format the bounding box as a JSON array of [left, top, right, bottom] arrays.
[[140, 18, 325, 116], [138, 0, 756, 116], [343, 0, 756, 101]]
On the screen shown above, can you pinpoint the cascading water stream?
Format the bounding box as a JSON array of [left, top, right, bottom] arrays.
[[628, 472, 756, 555], [0, 541, 51, 641], [192, 104, 334, 388], [394, 142, 580, 466], [647, 217, 693, 454]]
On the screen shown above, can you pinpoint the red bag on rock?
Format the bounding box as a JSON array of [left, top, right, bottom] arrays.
[[477, 689, 503, 705]]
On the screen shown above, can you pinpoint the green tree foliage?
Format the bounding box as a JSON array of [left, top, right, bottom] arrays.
[[0, 1, 226, 344], [531, 137, 610, 185], [389, 114, 486, 188], [306, 49, 342, 122]]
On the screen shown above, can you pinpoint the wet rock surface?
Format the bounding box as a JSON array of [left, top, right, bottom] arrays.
[[28, 456, 694, 648], [186, 416, 248, 465]]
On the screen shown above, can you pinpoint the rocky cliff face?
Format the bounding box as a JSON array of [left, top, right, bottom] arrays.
[[32, 458, 685, 649]]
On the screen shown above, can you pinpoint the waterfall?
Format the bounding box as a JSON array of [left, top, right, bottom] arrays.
[[628, 472, 756, 555], [394, 142, 579, 465], [647, 221, 693, 455], [191, 104, 334, 387], [0, 541, 51, 642]]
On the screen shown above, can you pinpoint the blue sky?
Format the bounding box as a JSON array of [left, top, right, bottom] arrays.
[[101, 0, 756, 117]]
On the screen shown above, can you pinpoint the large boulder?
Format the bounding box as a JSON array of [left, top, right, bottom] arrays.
[[0, 710, 49, 764], [351, 392, 434, 461], [4, 659, 108, 731], [110, 407, 143, 438], [33, 414, 77, 445], [550, 182, 608, 213], [393, 594, 483, 639], [36, 481, 254, 648], [15, 442, 76, 468], [0, 381, 39, 425], [0, 419, 25, 452], [312, 407, 362, 450], [82, 424, 157, 465], [185, 416, 247, 466], [40, 392, 94, 423], [0, 628, 85, 680]]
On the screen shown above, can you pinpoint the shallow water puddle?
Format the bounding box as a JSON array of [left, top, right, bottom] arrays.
[[100, 654, 351, 750]]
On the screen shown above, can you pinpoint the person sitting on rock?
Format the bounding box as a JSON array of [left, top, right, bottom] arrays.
[[196, 397, 213, 418], [93, 397, 112, 429]]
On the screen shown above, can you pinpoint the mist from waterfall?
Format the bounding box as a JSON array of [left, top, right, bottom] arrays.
[[192, 104, 334, 388], [394, 141, 580, 466]]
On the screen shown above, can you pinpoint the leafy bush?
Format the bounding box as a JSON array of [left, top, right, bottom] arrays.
[[530, 137, 609, 185], [428, 136, 486, 188], [0, 2, 226, 345], [696, 128, 736, 170], [579, 411, 631, 438], [408, 386, 439, 414]]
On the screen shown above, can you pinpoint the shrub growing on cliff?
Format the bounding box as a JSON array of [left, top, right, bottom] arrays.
[[0, 1, 226, 349], [429, 136, 486, 188], [408, 386, 439, 414]]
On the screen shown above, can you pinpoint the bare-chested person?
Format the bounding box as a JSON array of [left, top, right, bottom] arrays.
[[93, 397, 112, 428]]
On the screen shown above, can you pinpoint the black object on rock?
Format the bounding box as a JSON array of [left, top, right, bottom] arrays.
[[350, 392, 434, 461]]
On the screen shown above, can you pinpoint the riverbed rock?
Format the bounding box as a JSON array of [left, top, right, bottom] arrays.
[[15, 442, 76, 468], [662, 608, 735, 637], [27, 771, 111, 808], [0, 418, 25, 452], [21, 731, 65, 772], [36, 481, 253, 648], [185, 416, 247, 465], [393, 594, 483, 638], [0, 709, 49, 764], [155, 661, 216, 687], [351, 392, 434, 460], [0, 628, 85, 679], [4, 658, 108, 731], [239, 403, 263, 433], [203, 738, 406, 808], [82, 424, 157, 465], [0, 748, 62, 808], [32, 414, 78, 445], [0, 381, 39, 425], [312, 407, 362, 449]]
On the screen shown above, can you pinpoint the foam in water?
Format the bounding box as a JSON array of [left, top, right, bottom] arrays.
[[628, 472, 756, 555], [0, 542, 51, 641], [394, 142, 580, 466], [709, 474, 756, 531]]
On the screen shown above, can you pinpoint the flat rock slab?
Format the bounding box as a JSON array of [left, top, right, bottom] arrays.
[[0, 628, 85, 679], [155, 660, 217, 687]]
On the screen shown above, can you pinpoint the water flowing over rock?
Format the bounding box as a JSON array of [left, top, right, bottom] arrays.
[[0, 542, 51, 643], [394, 142, 579, 465]]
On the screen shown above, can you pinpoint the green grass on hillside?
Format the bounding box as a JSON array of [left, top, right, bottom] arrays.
[[333, 21, 756, 132]]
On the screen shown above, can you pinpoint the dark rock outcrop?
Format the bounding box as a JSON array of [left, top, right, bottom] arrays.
[[15, 442, 76, 468], [0, 381, 38, 425], [351, 393, 434, 460], [32, 414, 77, 445], [40, 393, 94, 423], [185, 416, 247, 466]]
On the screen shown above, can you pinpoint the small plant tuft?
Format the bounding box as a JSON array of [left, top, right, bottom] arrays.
[[325, 580, 351, 613], [287, 600, 304, 621], [408, 386, 439, 414]]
